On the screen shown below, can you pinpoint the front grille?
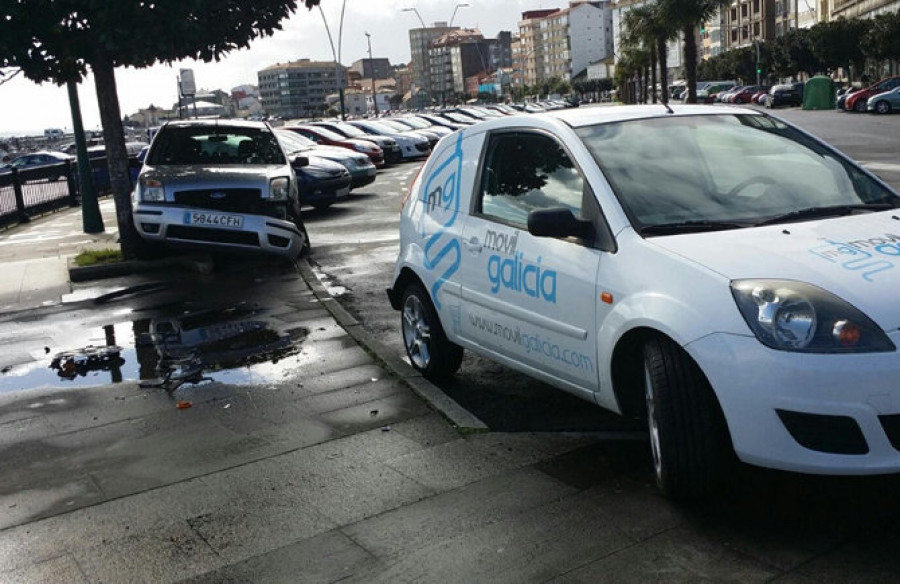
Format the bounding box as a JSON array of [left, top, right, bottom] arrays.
[[777, 409, 868, 455], [166, 225, 260, 246], [173, 189, 263, 213]]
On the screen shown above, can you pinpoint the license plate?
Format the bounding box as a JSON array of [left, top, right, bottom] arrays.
[[184, 211, 243, 228]]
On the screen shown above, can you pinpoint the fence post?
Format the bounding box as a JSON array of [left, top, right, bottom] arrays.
[[11, 168, 30, 224], [66, 160, 80, 207]]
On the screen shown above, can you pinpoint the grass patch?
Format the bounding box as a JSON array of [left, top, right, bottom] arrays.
[[74, 248, 123, 267]]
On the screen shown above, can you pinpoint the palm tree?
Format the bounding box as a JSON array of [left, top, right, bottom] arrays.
[[660, 0, 729, 103], [622, 3, 680, 103]]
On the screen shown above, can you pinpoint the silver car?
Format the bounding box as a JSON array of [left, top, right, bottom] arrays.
[[132, 120, 309, 259]]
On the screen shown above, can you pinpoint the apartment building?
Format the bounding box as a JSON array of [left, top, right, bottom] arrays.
[[258, 59, 346, 119], [517, 2, 614, 86], [407, 23, 458, 96]]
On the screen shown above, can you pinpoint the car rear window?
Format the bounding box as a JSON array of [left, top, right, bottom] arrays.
[[148, 126, 286, 166]]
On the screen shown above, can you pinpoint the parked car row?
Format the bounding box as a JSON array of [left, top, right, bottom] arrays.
[[840, 76, 900, 114]]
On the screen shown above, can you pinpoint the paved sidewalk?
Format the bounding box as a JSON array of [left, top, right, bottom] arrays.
[[0, 200, 119, 312], [4, 203, 900, 583]]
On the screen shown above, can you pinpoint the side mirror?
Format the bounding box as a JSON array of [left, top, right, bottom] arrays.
[[292, 156, 309, 168], [527, 207, 594, 241]]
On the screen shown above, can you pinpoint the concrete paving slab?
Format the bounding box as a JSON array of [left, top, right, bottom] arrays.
[[2, 554, 88, 584], [183, 530, 374, 584], [343, 467, 577, 559], [563, 524, 779, 583]]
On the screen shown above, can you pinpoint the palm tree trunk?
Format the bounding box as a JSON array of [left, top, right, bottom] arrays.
[[683, 25, 699, 104]]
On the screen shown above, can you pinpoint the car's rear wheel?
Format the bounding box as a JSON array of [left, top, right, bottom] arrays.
[[401, 283, 463, 380], [311, 202, 333, 211], [875, 100, 891, 114], [854, 99, 867, 112], [643, 335, 732, 501]]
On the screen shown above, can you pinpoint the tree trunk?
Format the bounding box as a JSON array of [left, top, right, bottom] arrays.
[[92, 54, 140, 259], [650, 50, 658, 104], [658, 37, 669, 103], [683, 25, 699, 104]]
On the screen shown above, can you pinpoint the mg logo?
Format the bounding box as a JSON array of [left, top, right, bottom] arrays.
[[209, 191, 227, 200]]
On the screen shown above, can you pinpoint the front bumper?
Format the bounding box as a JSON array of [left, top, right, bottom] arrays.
[[133, 203, 303, 258], [690, 331, 900, 474], [349, 166, 377, 189]]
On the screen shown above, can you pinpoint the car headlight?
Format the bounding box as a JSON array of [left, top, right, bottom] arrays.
[[141, 179, 165, 202], [731, 279, 895, 353], [270, 177, 290, 200]]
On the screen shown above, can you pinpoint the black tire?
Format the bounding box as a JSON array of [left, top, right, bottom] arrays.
[[292, 215, 311, 257], [854, 99, 867, 112], [643, 336, 732, 501], [400, 283, 463, 380], [311, 202, 333, 211], [875, 100, 891, 115]]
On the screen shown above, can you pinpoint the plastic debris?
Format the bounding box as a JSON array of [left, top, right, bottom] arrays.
[[176, 400, 193, 409]]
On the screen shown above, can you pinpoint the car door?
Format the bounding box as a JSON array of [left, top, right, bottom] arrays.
[[456, 130, 601, 393]]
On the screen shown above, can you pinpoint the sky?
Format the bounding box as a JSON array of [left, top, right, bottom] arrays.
[[0, 0, 560, 138]]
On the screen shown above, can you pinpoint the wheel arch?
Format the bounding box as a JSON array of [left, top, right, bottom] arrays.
[[388, 266, 426, 310], [609, 326, 728, 428]]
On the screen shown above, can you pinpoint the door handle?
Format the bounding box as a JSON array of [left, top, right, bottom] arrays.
[[464, 237, 483, 253]]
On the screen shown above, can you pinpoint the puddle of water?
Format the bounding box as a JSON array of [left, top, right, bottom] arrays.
[[0, 307, 310, 394]]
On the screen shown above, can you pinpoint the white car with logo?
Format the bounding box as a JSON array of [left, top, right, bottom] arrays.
[[387, 104, 900, 500]]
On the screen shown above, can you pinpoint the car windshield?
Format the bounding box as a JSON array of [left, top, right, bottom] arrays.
[[401, 117, 430, 129], [355, 121, 395, 134], [576, 113, 897, 231], [331, 122, 366, 138], [276, 131, 315, 155], [304, 126, 346, 141], [379, 119, 412, 132], [147, 125, 286, 165]]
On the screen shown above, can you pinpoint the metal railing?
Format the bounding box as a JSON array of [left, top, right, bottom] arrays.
[[0, 162, 79, 230]]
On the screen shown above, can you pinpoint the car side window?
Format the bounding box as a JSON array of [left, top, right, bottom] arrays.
[[478, 132, 585, 228]]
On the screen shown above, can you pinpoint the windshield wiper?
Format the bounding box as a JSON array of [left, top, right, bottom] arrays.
[[755, 202, 898, 226], [639, 220, 751, 235]]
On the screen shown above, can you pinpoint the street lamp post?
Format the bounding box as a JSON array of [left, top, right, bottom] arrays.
[[365, 32, 379, 115], [449, 3, 469, 27], [401, 7, 426, 28], [318, 1, 347, 120], [754, 39, 761, 86]]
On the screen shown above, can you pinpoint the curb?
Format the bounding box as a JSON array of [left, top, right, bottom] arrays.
[[296, 259, 489, 434], [67, 254, 215, 282]]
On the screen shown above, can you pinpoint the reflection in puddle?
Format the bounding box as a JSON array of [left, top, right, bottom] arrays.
[[0, 306, 309, 394]]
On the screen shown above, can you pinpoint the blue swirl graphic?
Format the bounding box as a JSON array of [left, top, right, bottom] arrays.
[[419, 133, 464, 309]]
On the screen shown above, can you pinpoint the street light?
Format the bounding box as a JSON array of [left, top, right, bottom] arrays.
[[365, 32, 379, 115], [318, 1, 347, 120], [401, 7, 426, 28], [449, 3, 469, 27]]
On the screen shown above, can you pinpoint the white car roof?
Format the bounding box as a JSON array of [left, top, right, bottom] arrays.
[[538, 104, 759, 129]]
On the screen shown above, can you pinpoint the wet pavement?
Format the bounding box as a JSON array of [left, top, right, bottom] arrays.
[[4, 138, 900, 581]]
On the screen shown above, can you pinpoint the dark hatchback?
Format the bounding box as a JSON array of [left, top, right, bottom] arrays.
[[766, 83, 804, 108]]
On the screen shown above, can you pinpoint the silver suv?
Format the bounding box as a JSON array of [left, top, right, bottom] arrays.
[[132, 120, 308, 258]]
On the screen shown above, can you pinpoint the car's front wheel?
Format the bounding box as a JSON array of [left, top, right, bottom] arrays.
[[401, 283, 463, 380], [875, 100, 891, 114], [643, 335, 732, 501], [291, 215, 311, 257], [854, 99, 867, 112]]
